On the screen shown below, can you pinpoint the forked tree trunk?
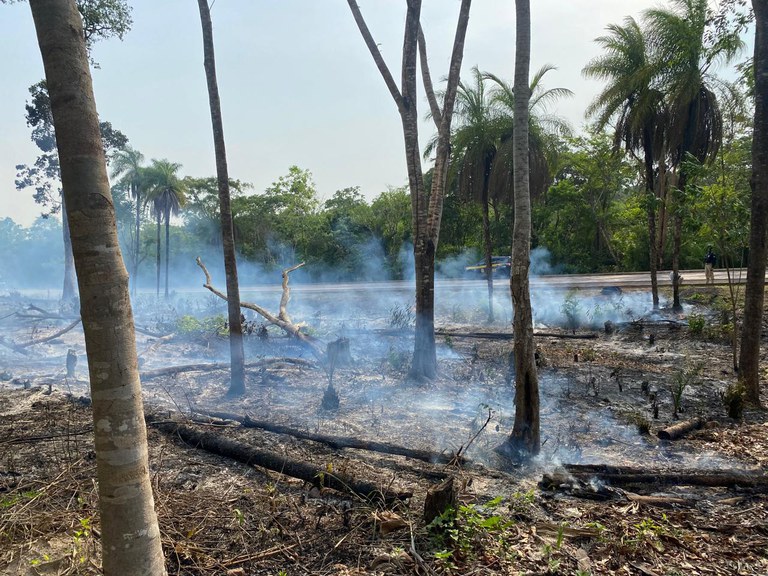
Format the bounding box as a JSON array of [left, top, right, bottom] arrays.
[[500, 0, 540, 458], [346, 0, 471, 381], [197, 0, 246, 395], [28, 1, 166, 574], [740, 0, 768, 406], [61, 198, 77, 302]]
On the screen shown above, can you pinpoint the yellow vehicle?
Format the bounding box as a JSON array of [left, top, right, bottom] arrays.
[[465, 256, 511, 278]]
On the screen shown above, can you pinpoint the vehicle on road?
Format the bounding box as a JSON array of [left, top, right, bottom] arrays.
[[465, 256, 511, 278]]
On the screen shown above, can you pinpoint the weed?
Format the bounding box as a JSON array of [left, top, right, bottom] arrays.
[[561, 292, 582, 332], [687, 314, 706, 335], [388, 304, 415, 329], [668, 362, 702, 418]]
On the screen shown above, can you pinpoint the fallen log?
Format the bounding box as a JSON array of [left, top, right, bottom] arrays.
[[147, 415, 412, 503], [429, 330, 598, 340], [194, 408, 459, 465], [657, 417, 704, 440], [16, 318, 82, 348], [560, 464, 768, 491], [140, 358, 316, 381]]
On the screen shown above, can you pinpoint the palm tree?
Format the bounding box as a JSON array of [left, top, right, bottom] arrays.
[[110, 146, 145, 295], [145, 159, 186, 298], [644, 0, 742, 311], [583, 17, 667, 309]]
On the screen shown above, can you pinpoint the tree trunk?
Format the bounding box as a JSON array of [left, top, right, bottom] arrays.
[[155, 212, 161, 298], [61, 197, 77, 302], [499, 0, 540, 459], [740, 0, 768, 406], [672, 199, 683, 312], [133, 184, 140, 296], [28, 1, 166, 574], [482, 184, 494, 323], [346, 0, 471, 382], [164, 205, 170, 298], [197, 0, 246, 396], [643, 131, 659, 309]]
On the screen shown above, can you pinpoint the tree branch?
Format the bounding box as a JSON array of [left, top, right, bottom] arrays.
[[346, 0, 405, 113], [418, 25, 442, 127]]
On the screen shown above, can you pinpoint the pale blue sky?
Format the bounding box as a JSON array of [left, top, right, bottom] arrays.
[[0, 1, 748, 226]]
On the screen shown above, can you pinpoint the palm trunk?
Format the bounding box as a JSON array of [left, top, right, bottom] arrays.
[[482, 185, 494, 323], [164, 206, 170, 298], [657, 161, 668, 269], [29, 2, 166, 574], [739, 0, 768, 405], [197, 0, 246, 395], [155, 212, 161, 298], [643, 131, 659, 309], [133, 185, 140, 296], [500, 0, 540, 459], [671, 174, 684, 312]]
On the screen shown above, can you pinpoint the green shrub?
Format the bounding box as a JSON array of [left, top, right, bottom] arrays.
[[722, 381, 745, 420], [687, 314, 706, 335]]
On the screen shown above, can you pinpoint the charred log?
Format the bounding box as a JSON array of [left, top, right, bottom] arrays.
[[194, 409, 460, 465], [140, 358, 315, 382], [657, 418, 704, 440], [147, 415, 411, 503]]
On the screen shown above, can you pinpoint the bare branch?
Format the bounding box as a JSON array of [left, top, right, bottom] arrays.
[[346, 0, 405, 113], [418, 25, 442, 127], [279, 262, 305, 324]]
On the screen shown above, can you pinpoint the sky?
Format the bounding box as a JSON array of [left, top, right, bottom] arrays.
[[0, 0, 750, 227]]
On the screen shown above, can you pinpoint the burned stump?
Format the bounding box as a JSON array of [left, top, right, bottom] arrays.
[[423, 476, 458, 524], [321, 384, 340, 410]]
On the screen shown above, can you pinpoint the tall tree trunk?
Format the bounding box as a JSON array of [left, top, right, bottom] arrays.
[[346, 0, 471, 381], [61, 196, 77, 302], [482, 186, 494, 323], [155, 212, 161, 298], [671, 176, 684, 312], [28, 1, 166, 574], [164, 206, 170, 298], [643, 131, 659, 309], [133, 184, 140, 296], [499, 0, 540, 458], [740, 0, 768, 405], [197, 0, 246, 396], [657, 161, 668, 269]]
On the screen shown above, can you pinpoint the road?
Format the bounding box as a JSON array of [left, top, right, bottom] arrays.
[[240, 268, 752, 296]]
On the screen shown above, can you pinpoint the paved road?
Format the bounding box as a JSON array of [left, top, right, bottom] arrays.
[[240, 268, 753, 296]]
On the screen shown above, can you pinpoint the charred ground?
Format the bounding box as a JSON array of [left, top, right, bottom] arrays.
[[1, 285, 767, 575]]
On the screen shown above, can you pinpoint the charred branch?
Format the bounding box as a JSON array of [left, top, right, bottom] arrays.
[[140, 358, 316, 382], [657, 418, 705, 440]]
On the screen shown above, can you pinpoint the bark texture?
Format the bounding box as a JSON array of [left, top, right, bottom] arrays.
[[28, 1, 166, 574], [502, 0, 540, 458], [197, 0, 246, 395], [739, 0, 768, 405]]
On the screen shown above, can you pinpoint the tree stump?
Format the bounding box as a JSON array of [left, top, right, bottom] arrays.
[[423, 476, 457, 524], [321, 383, 340, 410]]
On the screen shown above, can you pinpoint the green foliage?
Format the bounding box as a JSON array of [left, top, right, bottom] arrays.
[[669, 362, 702, 417], [176, 314, 227, 336], [560, 291, 582, 332], [428, 498, 514, 570], [688, 313, 706, 335]]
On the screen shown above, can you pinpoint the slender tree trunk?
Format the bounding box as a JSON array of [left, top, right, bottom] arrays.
[[155, 213, 161, 298], [643, 132, 659, 309], [499, 0, 540, 459], [740, 0, 768, 405], [657, 161, 668, 269], [61, 196, 77, 302], [672, 176, 684, 312], [28, 2, 166, 574], [164, 206, 170, 298], [133, 184, 140, 296], [482, 185, 494, 323], [197, 0, 246, 396]]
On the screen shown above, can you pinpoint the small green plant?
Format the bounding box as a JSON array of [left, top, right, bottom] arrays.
[[72, 517, 93, 564], [428, 497, 514, 570], [628, 412, 651, 435], [560, 292, 582, 332], [233, 508, 245, 527], [721, 381, 745, 420], [444, 334, 454, 349], [687, 314, 706, 335], [669, 362, 702, 418], [1, 490, 40, 509]]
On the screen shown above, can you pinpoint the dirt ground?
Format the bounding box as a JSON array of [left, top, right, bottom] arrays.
[[1, 285, 768, 576]]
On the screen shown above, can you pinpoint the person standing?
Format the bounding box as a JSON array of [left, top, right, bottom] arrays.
[[704, 246, 716, 285]]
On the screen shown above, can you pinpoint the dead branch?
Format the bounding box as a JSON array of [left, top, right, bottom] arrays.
[[193, 409, 459, 465], [147, 415, 412, 503], [559, 464, 768, 491], [657, 418, 705, 440], [140, 358, 316, 382], [196, 257, 323, 357], [431, 329, 598, 341], [17, 318, 82, 348], [279, 262, 305, 324]]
